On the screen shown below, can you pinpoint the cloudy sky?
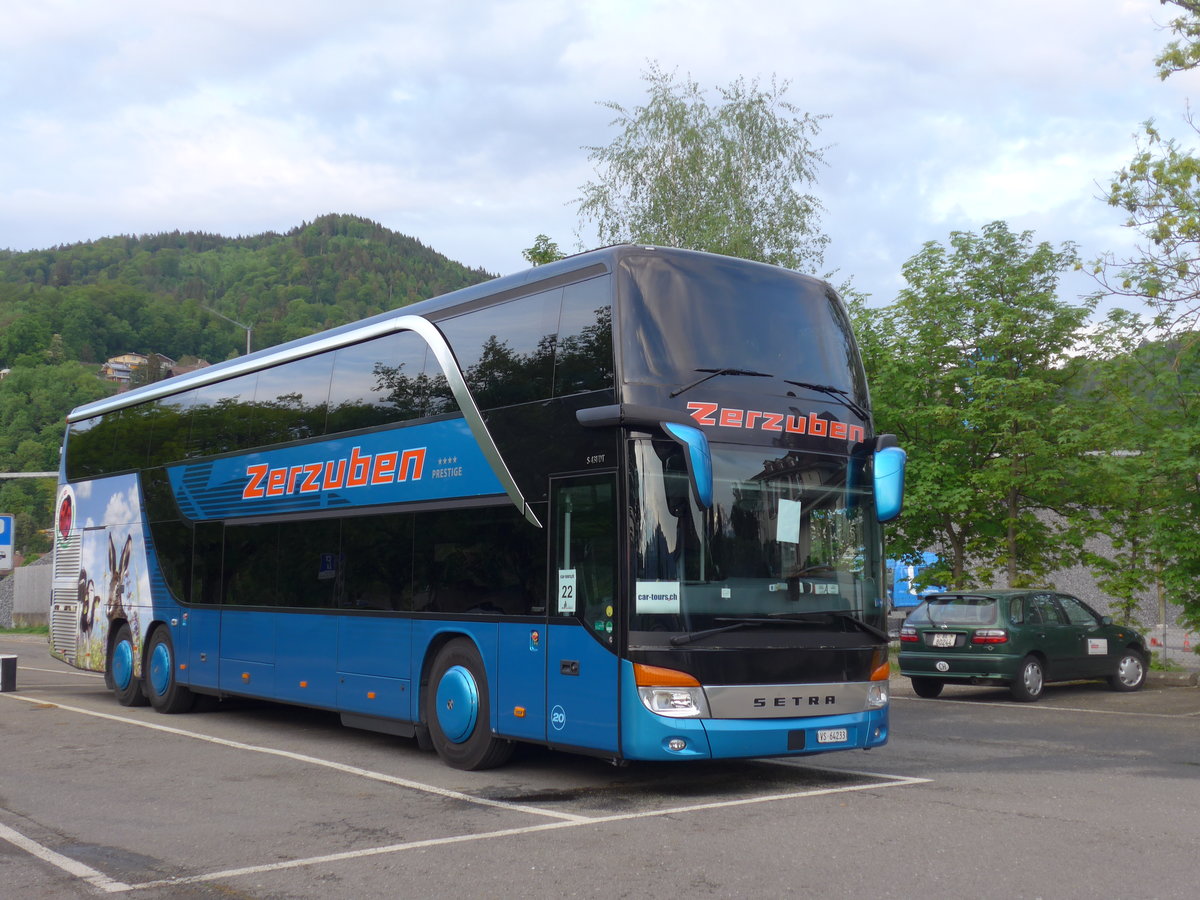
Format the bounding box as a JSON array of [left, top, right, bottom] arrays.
[[4, 0, 1200, 312]]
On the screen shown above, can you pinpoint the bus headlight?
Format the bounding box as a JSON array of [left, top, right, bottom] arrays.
[[638, 685, 710, 718], [867, 682, 888, 709]]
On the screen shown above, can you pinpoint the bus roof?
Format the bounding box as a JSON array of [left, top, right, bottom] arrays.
[[67, 246, 619, 422], [66, 245, 823, 423]]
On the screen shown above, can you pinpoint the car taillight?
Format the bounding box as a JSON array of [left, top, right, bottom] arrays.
[[899, 626, 918, 642], [971, 629, 1007, 644]]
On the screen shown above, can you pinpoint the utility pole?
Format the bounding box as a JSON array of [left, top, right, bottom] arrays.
[[203, 306, 252, 355]]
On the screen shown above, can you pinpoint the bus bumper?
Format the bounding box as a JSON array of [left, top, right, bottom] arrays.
[[620, 671, 889, 761]]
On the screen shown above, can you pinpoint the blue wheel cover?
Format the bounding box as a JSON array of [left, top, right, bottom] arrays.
[[149, 640, 171, 697], [435, 664, 479, 743], [112, 638, 134, 691]]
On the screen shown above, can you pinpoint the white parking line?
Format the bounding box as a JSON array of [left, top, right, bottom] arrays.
[[0, 822, 131, 894], [1, 690, 929, 894], [19, 664, 104, 678], [1, 693, 590, 824], [128, 775, 928, 893], [893, 694, 1200, 718]]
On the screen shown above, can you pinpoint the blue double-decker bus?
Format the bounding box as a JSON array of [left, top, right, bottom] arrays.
[[49, 245, 905, 769]]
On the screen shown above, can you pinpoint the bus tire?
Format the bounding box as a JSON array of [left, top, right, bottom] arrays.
[[425, 638, 514, 770], [109, 623, 148, 707], [145, 628, 195, 714]]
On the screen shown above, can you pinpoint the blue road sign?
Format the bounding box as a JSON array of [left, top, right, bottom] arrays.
[[0, 513, 13, 573]]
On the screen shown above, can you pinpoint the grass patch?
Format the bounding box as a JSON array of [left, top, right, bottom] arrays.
[[1149, 652, 1185, 672], [0, 624, 49, 635]]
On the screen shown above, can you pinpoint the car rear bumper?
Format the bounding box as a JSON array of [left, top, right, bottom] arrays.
[[899, 650, 1020, 682]]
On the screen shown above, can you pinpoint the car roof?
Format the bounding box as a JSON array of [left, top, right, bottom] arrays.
[[922, 590, 1045, 601]]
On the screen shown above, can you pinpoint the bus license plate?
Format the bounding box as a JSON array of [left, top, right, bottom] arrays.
[[817, 728, 848, 744], [931, 632, 956, 647]]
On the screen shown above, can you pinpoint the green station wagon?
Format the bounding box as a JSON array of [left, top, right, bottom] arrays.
[[898, 590, 1147, 701]]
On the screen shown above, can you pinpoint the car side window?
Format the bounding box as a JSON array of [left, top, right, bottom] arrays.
[[1030, 593, 1064, 625], [1057, 595, 1098, 627], [1021, 597, 1043, 625]]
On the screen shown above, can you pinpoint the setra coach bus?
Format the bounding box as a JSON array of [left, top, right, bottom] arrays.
[[49, 245, 906, 769]]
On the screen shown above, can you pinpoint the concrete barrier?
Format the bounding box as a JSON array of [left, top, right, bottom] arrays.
[[12, 563, 50, 627]]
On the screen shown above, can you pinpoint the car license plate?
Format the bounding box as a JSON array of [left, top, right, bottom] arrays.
[[816, 728, 848, 744], [931, 632, 956, 647]]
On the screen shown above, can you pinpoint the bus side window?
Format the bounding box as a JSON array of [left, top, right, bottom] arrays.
[[66, 415, 110, 480], [187, 374, 259, 458], [340, 513, 414, 611], [412, 506, 544, 616], [252, 353, 334, 445], [192, 522, 224, 605], [327, 331, 430, 434], [145, 391, 196, 468], [439, 288, 562, 409], [554, 277, 613, 396]]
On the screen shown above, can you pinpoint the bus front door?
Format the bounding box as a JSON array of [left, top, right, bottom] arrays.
[[546, 475, 619, 755]]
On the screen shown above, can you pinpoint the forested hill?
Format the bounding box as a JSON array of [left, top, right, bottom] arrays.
[[0, 213, 494, 368], [0, 214, 497, 556]]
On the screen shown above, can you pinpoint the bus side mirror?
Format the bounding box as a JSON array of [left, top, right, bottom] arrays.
[[874, 441, 905, 523], [575, 404, 714, 510], [662, 421, 713, 510]]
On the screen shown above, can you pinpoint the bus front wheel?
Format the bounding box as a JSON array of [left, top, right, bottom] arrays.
[[109, 623, 148, 707], [424, 638, 514, 770], [145, 628, 195, 714]]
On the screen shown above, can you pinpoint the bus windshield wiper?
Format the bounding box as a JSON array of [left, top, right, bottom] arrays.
[[771, 610, 889, 641], [784, 380, 870, 421], [669, 616, 808, 646], [670, 368, 773, 398]]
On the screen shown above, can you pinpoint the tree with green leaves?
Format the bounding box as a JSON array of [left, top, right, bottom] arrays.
[[0, 362, 114, 556], [1091, 2, 1200, 333], [1077, 314, 1200, 629], [577, 63, 828, 271], [522, 235, 565, 266], [1154, 0, 1200, 79], [853, 222, 1095, 589], [1098, 118, 1200, 333]]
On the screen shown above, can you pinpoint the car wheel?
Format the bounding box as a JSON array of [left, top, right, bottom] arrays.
[[109, 623, 148, 707], [424, 638, 514, 770], [1009, 655, 1045, 702], [910, 677, 944, 699], [145, 628, 195, 713], [1108, 649, 1146, 693]]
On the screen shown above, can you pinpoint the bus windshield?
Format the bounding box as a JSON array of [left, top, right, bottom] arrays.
[[629, 440, 885, 635], [618, 250, 868, 406]]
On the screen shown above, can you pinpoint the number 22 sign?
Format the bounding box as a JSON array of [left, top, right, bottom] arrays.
[[557, 569, 577, 614]]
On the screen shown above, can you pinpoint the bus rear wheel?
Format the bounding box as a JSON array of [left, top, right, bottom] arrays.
[[425, 638, 514, 770], [146, 628, 195, 713], [109, 623, 148, 707]]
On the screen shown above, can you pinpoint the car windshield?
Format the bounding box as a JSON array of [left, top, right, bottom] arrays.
[[908, 596, 999, 627], [628, 439, 885, 635]]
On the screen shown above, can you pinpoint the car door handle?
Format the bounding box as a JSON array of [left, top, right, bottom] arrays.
[[560, 659, 580, 676]]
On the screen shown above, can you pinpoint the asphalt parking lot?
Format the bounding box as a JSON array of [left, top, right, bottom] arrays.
[[2, 632, 1198, 899]]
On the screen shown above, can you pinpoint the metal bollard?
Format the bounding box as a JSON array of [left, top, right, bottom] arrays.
[[0, 655, 16, 692]]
